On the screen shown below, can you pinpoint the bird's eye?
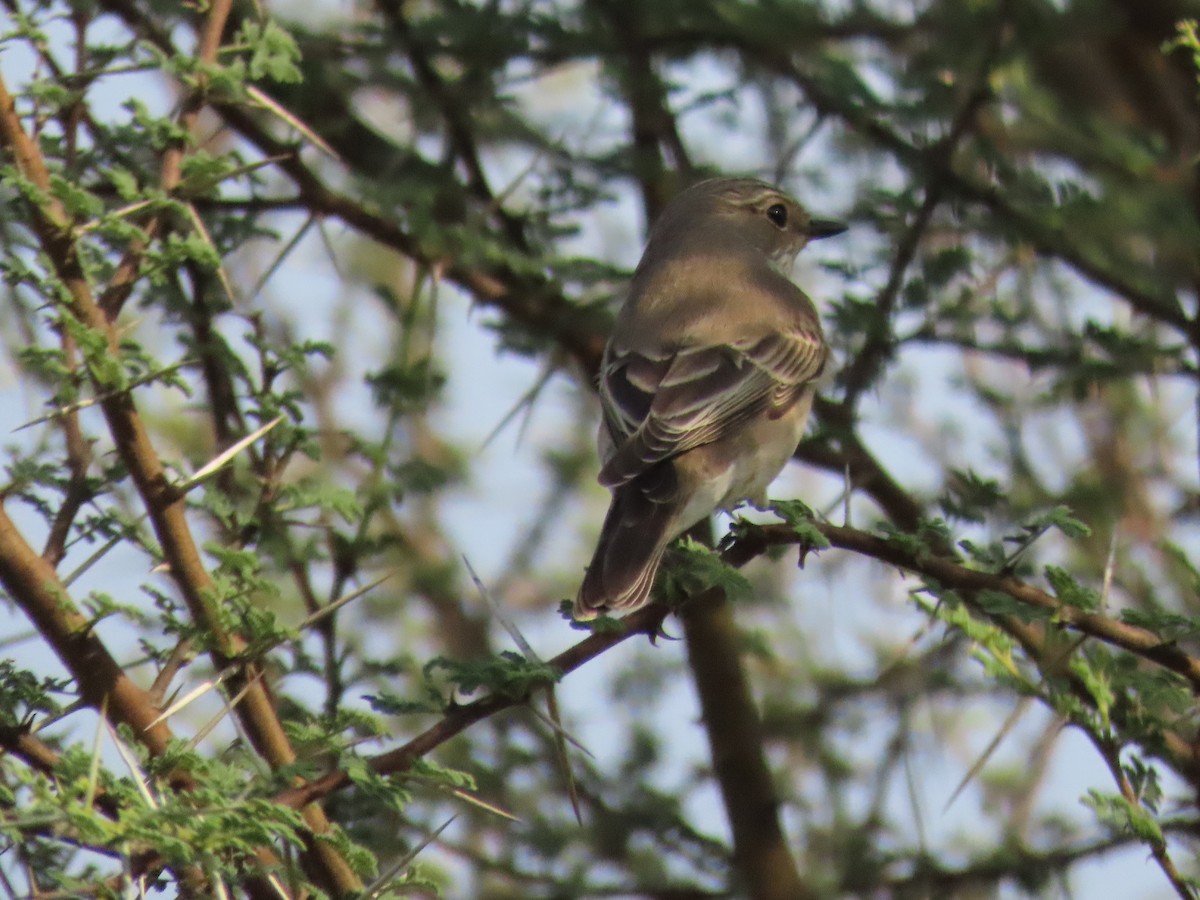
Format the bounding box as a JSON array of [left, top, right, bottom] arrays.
[[766, 203, 788, 228]]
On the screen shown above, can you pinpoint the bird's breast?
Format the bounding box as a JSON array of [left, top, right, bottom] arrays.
[[672, 386, 815, 536]]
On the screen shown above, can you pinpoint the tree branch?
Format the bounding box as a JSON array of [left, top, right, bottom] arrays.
[[0, 64, 359, 896], [96, 0, 233, 321], [680, 591, 813, 900]]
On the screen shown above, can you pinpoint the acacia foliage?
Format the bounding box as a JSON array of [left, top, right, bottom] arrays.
[[1, 0, 1200, 897]]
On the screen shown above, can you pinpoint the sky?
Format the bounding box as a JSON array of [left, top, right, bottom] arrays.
[[0, 3, 1186, 897]]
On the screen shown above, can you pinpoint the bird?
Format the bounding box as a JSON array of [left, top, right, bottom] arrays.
[[574, 177, 846, 620]]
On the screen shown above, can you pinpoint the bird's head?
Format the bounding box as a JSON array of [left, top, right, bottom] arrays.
[[647, 177, 847, 272]]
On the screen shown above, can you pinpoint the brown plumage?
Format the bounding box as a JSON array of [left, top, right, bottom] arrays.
[[575, 178, 845, 619]]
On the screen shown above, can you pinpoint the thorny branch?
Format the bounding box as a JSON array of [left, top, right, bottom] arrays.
[[3, 4, 1195, 895], [259, 516, 1200, 810], [0, 26, 360, 894]]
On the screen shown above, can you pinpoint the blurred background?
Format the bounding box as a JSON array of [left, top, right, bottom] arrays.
[[1, 0, 1199, 897]]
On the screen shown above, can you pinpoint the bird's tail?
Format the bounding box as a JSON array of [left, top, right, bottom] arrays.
[[574, 474, 678, 620]]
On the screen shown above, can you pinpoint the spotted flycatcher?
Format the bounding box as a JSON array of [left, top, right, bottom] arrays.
[[575, 177, 845, 619]]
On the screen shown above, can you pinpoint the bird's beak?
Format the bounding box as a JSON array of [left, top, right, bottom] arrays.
[[807, 219, 848, 240]]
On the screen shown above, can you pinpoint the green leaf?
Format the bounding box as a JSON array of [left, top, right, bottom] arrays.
[[974, 589, 1050, 623], [1043, 565, 1100, 612], [1124, 756, 1163, 814], [50, 174, 103, 219], [958, 539, 1007, 570], [1082, 790, 1163, 845], [662, 539, 753, 603], [237, 20, 303, 84], [0, 661, 68, 726], [104, 165, 141, 201], [939, 468, 1003, 522], [769, 499, 831, 550], [875, 520, 951, 560], [1070, 654, 1114, 730], [1029, 505, 1092, 539], [408, 758, 476, 791], [1118, 607, 1200, 640], [366, 687, 445, 716], [424, 652, 557, 699]]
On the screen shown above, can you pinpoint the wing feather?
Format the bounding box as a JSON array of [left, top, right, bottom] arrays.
[[598, 327, 826, 488]]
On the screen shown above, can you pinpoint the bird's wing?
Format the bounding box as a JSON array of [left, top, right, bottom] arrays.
[[597, 327, 826, 488]]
